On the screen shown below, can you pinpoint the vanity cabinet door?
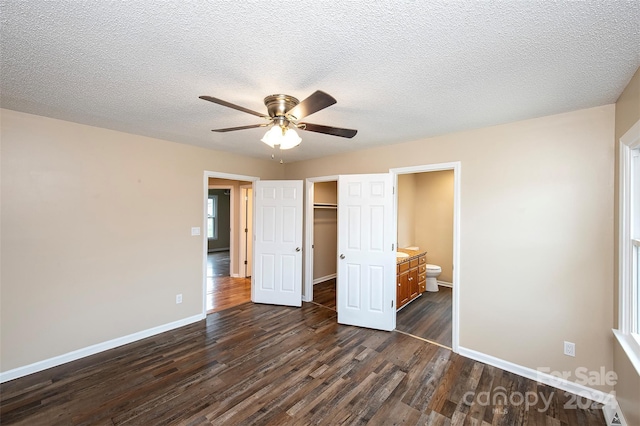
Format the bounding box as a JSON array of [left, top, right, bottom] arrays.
[[409, 268, 419, 300], [397, 271, 410, 308]]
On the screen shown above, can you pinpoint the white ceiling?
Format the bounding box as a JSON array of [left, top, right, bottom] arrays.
[[1, 1, 639, 163]]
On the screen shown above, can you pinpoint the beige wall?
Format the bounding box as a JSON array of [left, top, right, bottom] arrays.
[[313, 209, 337, 280], [397, 174, 417, 248], [286, 105, 616, 392], [414, 171, 454, 283], [613, 66, 640, 425], [397, 171, 454, 283], [0, 109, 283, 372], [313, 181, 337, 205], [312, 181, 337, 281]]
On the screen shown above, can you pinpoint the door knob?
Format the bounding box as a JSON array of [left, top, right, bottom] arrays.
[[296, 247, 301, 252], [340, 254, 345, 259]]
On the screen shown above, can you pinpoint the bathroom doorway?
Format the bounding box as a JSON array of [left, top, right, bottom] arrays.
[[391, 163, 460, 350]]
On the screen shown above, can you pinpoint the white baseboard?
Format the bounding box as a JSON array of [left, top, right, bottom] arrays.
[[437, 280, 453, 288], [230, 273, 241, 278], [313, 273, 336, 285], [0, 313, 205, 384], [458, 347, 616, 407]]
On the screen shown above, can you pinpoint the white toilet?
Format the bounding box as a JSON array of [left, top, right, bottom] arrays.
[[425, 264, 442, 292]]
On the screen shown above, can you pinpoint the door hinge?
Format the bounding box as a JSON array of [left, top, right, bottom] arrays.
[[245, 228, 248, 233], [244, 260, 248, 265], [393, 186, 395, 194], [391, 300, 394, 307], [392, 243, 394, 251]]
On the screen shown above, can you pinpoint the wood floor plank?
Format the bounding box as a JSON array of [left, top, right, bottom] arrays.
[[206, 251, 251, 313], [0, 301, 606, 425]]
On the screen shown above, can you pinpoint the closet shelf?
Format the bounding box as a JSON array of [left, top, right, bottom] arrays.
[[313, 203, 337, 209]]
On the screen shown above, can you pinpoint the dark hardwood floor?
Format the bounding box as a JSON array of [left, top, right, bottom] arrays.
[[397, 287, 453, 348], [313, 280, 452, 348], [0, 301, 605, 425], [207, 250, 231, 277], [206, 251, 251, 313], [312, 278, 337, 310]]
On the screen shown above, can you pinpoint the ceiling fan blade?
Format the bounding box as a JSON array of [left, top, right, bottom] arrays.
[[211, 123, 270, 132], [299, 122, 357, 138], [200, 95, 267, 118], [286, 90, 336, 120]]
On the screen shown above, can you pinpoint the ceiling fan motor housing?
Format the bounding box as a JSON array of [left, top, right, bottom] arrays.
[[264, 94, 299, 119]]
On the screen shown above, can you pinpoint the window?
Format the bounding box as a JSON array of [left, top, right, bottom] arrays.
[[208, 195, 218, 240], [616, 120, 640, 371]]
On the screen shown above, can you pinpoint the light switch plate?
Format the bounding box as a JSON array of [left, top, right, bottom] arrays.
[[191, 227, 200, 236]]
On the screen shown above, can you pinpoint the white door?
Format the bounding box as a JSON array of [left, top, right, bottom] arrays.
[[253, 180, 303, 307], [337, 174, 395, 331]]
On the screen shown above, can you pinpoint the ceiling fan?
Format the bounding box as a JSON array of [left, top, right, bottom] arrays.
[[199, 90, 357, 149]]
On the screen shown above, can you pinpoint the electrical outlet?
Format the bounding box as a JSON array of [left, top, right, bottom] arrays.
[[176, 294, 183, 304], [564, 341, 575, 357]]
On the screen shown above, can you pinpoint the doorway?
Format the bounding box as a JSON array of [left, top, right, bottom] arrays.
[[202, 172, 258, 315], [391, 163, 460, 352], [304, 176, 339, 303]]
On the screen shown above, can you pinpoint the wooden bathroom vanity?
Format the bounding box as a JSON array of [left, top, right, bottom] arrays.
[[396, 249, 427, 310]]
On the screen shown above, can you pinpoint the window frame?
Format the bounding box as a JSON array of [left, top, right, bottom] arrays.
[[615, 119, 640, 374]]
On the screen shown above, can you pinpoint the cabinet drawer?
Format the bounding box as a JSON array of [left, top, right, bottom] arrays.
[[419, 273, 426, 282], [409, 258, 419, 268], [418, 264, 427, 273], [398, 261, 410, 273], [419, 255, 426, 264], [419, 283, 426, 293]]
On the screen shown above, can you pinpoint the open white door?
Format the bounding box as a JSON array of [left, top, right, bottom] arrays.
[[253, 180, 303, 307], [337, 174, 395, 331]]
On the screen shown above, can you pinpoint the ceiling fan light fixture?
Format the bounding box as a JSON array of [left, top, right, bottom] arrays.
[[260, 125, 282, 148], [279, 128, 302, 150], [261, 126, 302, 150]]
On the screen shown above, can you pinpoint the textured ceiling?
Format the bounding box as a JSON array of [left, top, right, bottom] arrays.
[[1, 1, 639, 163]]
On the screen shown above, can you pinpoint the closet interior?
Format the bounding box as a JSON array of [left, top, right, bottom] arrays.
[[312, 181, 337, 284]]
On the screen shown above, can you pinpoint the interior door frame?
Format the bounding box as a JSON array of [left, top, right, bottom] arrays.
[[239, 184, 253, 278], [304, 175, 339, 302], [202, 171, 259, 316], [390, 162, 461, 353]]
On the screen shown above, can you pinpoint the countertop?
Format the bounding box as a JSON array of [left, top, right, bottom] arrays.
[[396, 248, 426, 264]]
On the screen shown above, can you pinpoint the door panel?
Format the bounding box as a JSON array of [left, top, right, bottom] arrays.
[[253, 180, 303, 307], [337, 174, 395, 331]]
